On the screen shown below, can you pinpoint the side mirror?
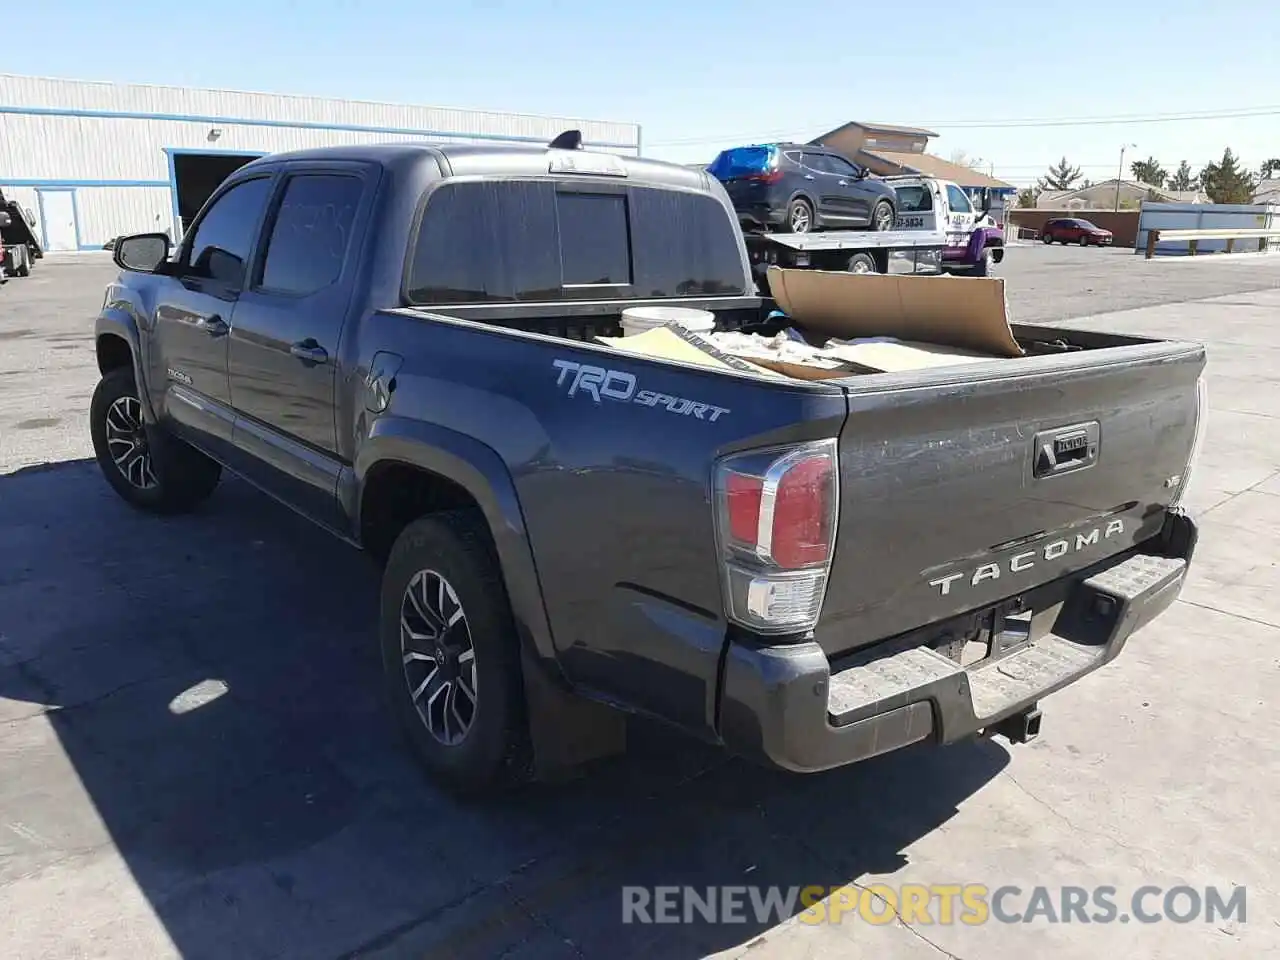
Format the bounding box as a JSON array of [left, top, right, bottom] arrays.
[[113, 232, 172, 273]]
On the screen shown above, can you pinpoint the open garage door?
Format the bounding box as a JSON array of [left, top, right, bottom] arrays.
[[172, 152, 262, 236]]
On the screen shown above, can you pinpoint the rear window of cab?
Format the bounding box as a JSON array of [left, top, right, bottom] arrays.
[[405, 180, 747, 305]]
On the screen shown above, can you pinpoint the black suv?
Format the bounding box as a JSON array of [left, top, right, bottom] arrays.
[[707, 143, 896, 234]]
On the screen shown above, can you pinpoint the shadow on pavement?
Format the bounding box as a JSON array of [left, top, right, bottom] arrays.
[[0, 460, 1009, 959]]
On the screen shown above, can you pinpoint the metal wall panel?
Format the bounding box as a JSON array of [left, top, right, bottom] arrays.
[[0, 74, 640, 151], [74, 187, 173, 246], [1, 73, 642, 247]]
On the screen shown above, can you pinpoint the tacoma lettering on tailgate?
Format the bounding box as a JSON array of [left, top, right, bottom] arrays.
[[928, 519, 1126, 596]]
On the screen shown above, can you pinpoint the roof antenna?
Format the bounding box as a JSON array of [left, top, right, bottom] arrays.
[[549, 129, 583, 151]]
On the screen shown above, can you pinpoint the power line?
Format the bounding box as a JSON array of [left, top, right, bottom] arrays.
[[646, 104, 1280, 148]]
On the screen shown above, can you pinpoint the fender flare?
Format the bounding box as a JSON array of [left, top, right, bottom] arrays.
[[353, 418, 560, 667], [94, 305, 158, 423], [786, 190, 818, 212]]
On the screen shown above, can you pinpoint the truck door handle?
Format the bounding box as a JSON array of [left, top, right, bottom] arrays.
[[199, 314, 228, 337], [289, 339, 328, 365], [838, 180, 849, 186], [804, 174, 815, 180]]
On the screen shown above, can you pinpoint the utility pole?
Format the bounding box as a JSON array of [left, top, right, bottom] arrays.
[[1114, 143, 1136, 212]]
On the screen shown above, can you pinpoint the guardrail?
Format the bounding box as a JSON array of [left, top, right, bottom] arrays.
[[1144, 227, 1280, 259]]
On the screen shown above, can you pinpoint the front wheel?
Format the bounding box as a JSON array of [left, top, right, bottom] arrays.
[[90, 366, 221, 513], [380, 511, 531, 794], [971, 248, 993, 277], [1078, 235, 1089, 246], [1041, 233, 1052, 244], [871, 200, 894, 232], [15, 246, 31, 277]]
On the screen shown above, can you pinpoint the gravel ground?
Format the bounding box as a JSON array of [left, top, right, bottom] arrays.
[[1, 248, 1278, 959]]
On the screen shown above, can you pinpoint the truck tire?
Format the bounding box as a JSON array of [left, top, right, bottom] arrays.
[[846, 252, 877, 274], [15, 245, 30, 277], [871, 200, 894, 232], [971, 249, 993, 277], [786, 197, 813, 233], [90, 366, 221, 513], [380, 511, 532, 794]]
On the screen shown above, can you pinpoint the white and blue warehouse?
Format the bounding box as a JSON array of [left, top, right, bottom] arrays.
[[0, 73, 642, 252]]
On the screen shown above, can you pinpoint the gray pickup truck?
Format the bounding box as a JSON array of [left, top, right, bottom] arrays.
[[92, 137, 1206, 794]]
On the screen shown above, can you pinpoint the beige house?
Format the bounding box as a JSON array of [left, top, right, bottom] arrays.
[[1038, 179, 1207, 210], [809, 121, 1014, 192]]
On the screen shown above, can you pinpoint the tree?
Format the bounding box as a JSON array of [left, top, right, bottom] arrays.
[[1199, 148, 1257, 203], [1167, 160, 1199, 192], [1016, 187, 1038, 208], [1130, 156, 1167, 188], [1261, 158, 1280, 179], [950, 149, 989, 172], [1038, 157, 1083, 191]]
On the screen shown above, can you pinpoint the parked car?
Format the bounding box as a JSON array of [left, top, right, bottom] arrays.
[[707, 143, 897, 234], [1042, 218, 1114, 246], [92, 138, 1204, 794]]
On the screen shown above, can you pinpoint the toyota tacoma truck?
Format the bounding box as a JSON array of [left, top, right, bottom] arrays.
[[91, 136, 1206, 793]]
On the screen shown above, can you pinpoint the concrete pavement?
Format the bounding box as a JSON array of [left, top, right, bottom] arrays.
[[1, 250, 1277, 958]]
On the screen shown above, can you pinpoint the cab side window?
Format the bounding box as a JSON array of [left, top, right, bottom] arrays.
[[256, 174, 362, 295], [184, 177, 273, 287]]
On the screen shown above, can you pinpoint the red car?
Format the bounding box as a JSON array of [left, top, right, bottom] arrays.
[[1041, 218, 1114, 246]]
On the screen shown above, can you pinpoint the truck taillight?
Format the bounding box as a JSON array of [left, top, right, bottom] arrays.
[[714, 439, 839, 635]]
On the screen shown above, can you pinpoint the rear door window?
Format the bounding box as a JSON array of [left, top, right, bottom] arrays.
[[825, 155, 861, 178], [256, 174, 362, 295], [803, 153, 833, 174]]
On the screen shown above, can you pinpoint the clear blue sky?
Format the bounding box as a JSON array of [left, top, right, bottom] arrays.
[[8, 0, 1278, 186]]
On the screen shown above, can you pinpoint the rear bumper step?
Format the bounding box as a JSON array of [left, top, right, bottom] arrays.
[[719, 549, 1188, 773]]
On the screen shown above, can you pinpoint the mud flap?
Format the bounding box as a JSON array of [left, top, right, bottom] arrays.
[[520, 646, 627, 781]]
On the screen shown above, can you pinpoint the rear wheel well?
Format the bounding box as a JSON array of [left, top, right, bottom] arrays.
[[96, 334, 133, 377], [360, 461, 486, 566]]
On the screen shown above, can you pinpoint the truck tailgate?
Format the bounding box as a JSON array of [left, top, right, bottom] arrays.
[[815, 341, 1205, 657]]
